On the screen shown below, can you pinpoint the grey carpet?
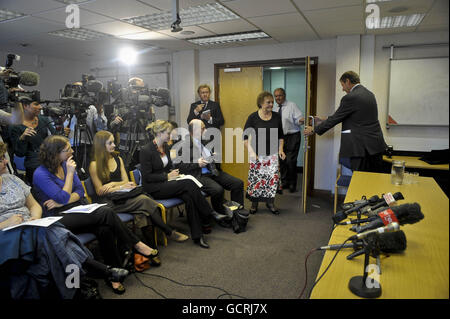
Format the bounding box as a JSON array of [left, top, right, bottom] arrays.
[[98, 181, 338, 299]]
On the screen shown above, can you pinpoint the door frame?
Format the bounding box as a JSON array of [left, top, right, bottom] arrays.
[[214, 57, 318, 193]]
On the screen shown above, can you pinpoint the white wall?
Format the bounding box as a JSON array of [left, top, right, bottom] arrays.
[[0, 50, 90, 100]]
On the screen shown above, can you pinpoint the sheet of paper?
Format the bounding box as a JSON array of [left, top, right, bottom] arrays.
[[175, 174, 203, 188], [61, 203, 107, 214], [3, 216, 64, 231]]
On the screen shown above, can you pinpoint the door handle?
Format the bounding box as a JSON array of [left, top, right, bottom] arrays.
[[303, 115, 315, 152]]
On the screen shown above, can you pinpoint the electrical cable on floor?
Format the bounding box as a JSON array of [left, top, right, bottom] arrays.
[[133, 273, 168, 299], [306, 238, 351, 299], [298, 247, 319, 299], [135, 272, 248, 299]]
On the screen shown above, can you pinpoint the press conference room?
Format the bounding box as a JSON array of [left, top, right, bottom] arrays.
[[0, 0, 448, 307]]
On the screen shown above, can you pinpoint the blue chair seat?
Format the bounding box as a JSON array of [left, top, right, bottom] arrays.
[[76, 233, 97, 245], [157, 198, 184, 208], [337, 175, 352, 187], [117, 213, 134, 223]]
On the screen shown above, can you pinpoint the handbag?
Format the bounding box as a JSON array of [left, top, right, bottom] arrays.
[[105, 186, 144, 204]]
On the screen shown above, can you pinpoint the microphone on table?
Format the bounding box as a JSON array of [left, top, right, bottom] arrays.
[[332, 195, 380, 224], [361, 192, 404, 216], [349, 222, 399, 240], [357, 203, 424, 234]]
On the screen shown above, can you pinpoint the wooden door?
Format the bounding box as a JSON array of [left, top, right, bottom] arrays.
[[217, 67, 263, 186]]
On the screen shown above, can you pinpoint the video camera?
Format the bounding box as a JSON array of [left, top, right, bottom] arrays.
[[0, 53, 40, 108]]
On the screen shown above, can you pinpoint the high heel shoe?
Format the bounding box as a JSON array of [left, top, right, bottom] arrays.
[[134, 248, 161, 267], [249, 202, 258, 214]]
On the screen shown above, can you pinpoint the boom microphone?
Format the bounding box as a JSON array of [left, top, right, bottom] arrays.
[[357, 203, 424, 233], [18, 71, 39, 86]]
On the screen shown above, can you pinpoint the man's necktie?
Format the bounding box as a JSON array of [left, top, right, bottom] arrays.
[[278, 104, 283, 119]]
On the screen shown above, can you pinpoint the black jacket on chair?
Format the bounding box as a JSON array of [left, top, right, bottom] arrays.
[[139, 142, 172, 194], [187, 100, 224, 129], [315, 85, 387, 158]]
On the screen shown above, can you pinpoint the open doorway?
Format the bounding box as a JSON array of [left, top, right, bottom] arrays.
[[215, 57, 318, 211]]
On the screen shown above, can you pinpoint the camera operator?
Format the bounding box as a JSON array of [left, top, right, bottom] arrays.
[[8, 96, 56, 184], [109, 77, 154, 167], [0, 67, 24, 125]]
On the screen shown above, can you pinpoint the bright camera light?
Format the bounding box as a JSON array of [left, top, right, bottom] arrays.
[[119, 47, 137, 65]]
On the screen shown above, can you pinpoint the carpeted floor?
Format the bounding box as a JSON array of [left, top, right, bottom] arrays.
[[97, 179, 338, 299]]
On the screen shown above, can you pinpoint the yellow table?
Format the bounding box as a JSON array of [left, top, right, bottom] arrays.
[[310, 172, 449, 299], [383, 155, 449, 171]]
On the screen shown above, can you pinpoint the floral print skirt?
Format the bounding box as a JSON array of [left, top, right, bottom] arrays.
[[246, 154, 279, 202]]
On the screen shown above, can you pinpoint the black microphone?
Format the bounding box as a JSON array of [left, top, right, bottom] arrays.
[[362, 192, 404, 215], [332, 195, 380, 223], [337, 216, 377, 225], [357, 203, 424, 233], [319, 230, 407, 253], [350, 222, 399, 240]]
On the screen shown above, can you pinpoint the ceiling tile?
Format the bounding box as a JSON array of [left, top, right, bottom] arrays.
[[158, 26, 215, 39], [137, 0, 216, 11], [293, 0, 363, 11], [33, 8, 113, 26], [0, 0, 65, 15], [80, 0, 160, 19], [304, 5, 364, 23], [222, 0, 297, 18], [0, 16, 64, 41], [201, 19, 257, 34], [85, 21, 150, 36]]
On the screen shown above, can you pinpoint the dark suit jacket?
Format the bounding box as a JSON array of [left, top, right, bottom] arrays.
[[315, 85, 387, 158], [172, 137, 208, 178], [139, 142, 173, 194], [187, 100, 224, 129]]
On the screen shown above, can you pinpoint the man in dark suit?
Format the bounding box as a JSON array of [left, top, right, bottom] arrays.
[[174, 119, 244, 216], [304, 71, 387, 172], [187, 84, 224, 130]]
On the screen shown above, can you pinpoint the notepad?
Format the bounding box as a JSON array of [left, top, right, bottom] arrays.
[[61, 203, 107, 214], [3, 216, 63, 231]]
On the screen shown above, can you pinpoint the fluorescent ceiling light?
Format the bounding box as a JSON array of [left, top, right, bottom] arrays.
[[49, 28, 110, 40], [367, 13, 426, 29], [187, 31, 270, 46], [270, 67, 282, 70], [0, 8, 26, 23], [123, 2, 239, 31]]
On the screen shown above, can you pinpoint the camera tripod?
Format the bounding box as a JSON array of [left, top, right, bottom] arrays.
[[120, 111, 151, 170], [71, 116, 94, 179]]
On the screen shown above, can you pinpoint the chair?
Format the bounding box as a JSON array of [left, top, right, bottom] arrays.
[[13, 155, 26, 175], [129, 168, 186, 247], [334, 158, 353, 214], [81, 178, 134, 224]]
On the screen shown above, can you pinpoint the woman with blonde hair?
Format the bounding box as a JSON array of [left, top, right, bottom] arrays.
[[140, 120, 226, 249], [89, 130, 188, 243]]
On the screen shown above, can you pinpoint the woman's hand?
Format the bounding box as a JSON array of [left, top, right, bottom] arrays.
[[198, 158, 208, 168], [6, 214, 24, 227], [168, 169, 179, 180], [99, 184, 114, 195], [279, 150, 286, 161], [66, 156, 77, 174], [121, 182, 136, 190], [43, 199, 63, 210], [19, 127, 36, 140]]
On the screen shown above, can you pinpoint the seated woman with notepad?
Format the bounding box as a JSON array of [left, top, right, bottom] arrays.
[[140, 120, 227, 249], [31, 135, 159, 294], [89, 130, 188, 243], [0, 141, 128, 299]]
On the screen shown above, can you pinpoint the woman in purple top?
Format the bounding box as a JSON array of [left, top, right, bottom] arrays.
[[32, 135, 159, 295]]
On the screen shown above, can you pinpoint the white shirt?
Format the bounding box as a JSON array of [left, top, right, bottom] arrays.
[[272, 100, 304, 135]]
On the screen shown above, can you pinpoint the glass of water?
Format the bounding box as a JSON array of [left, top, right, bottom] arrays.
[[391, 160, 405, 185]]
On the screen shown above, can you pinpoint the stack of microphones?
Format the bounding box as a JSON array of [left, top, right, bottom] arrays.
[[321, 192, 425, 258]]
